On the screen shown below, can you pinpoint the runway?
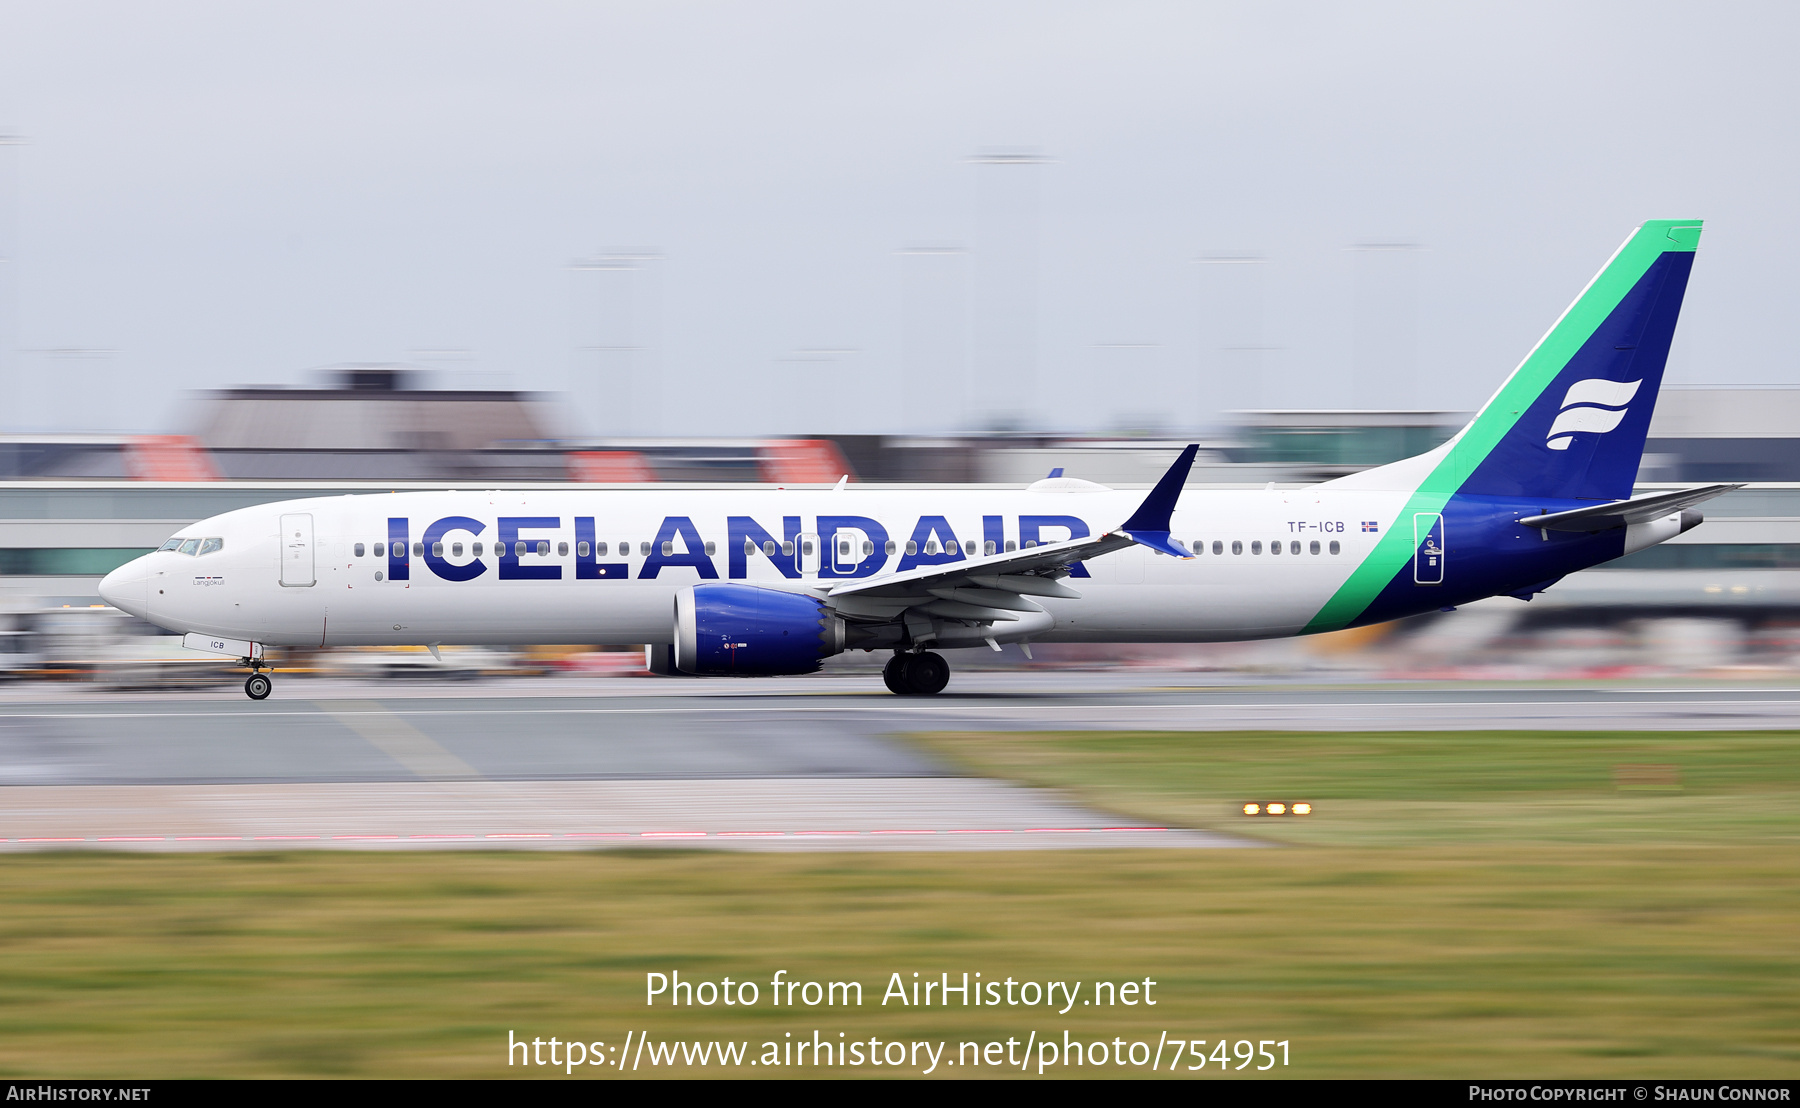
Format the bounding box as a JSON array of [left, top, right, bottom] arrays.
[[0, 779, 1239, 852], [0, 672, 1793, 850]]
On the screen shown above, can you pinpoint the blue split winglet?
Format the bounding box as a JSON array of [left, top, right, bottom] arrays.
[[1120, 444, 1198, 532], [1046, 467, 1064, 478], [1118, 444, 1199, 558]]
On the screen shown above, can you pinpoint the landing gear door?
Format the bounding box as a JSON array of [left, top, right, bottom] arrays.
[[280, 513, 315, 587], [1413, 512, 1445, 586]]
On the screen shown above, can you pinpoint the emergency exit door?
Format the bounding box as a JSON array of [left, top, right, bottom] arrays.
[[280, 513, 315, 586], [1413, 512, 1445, 586]]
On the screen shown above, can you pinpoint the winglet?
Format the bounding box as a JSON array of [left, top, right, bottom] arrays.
[[1118, 444, 1198, 558]]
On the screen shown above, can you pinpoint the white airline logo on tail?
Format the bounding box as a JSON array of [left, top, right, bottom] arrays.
[[1545, 378, 1642, 451]]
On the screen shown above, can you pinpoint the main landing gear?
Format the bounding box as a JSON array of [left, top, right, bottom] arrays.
[[883, 651, 950, 696], [241, 657, 272, 701]]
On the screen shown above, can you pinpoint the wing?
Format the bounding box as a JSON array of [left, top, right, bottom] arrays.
[[822, 445, 1198, 625]]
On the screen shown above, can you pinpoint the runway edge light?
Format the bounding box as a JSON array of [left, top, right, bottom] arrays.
[[1240, 802, 1313, 816]]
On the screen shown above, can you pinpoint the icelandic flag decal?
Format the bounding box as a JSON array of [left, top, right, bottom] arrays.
[[1361, 521, 1380, 532]]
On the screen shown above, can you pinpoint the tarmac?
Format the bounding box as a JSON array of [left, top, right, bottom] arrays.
[[0, 671, 1792, 851]]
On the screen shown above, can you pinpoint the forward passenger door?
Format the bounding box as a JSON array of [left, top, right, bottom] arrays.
[[279, 513, 315, 587]]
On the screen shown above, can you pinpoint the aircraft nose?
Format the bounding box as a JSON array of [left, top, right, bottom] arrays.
[[99, 556, 150, 618]]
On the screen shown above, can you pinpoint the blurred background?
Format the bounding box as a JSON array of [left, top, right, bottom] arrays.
[[0, 0, 1795, 686]]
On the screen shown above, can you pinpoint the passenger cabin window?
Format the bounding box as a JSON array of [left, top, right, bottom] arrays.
[[1310, 540, 1320, 555], [1290, 541, 1301, 555], [1212, 541, 1223, 555], [1231, 540, 1242, 555], [1250, 541, 1262, 555], [782, 541, 794, 556], [178, 539, 201, 556], [159, 538, 182, 552], [472, 542, 483, 556], [984, 541, 996, 556], [432, 542, 444, 557], [861, 540, 873, 556], [763, 540, 778, 557], [639, 542, 650, 557], [904, 541, 917, 555], [661, 541, 674, 556], [374, 542, 386, 557], [964, 541, 976, 555], [413, 542, 424, 557], [705, 541, 716, 556], [538, 541, 551, 556], [1005, 540, 1017, 552], [558, 542, 569, 557], [354, 543, 366, 558], [596, 542, 608, 556], [578, 541, 590, 557], [885, 540, 897, 555], [1270, 541, 1281, 555], [452, 543, 463, 557], [1024, 540, 1038, 549], [1329, 540, 1341, 555]]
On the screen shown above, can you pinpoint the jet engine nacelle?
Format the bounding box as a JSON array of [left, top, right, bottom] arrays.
[[674, 583, 847, 675]]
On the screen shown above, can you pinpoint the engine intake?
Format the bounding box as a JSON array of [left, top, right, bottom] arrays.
[[674, 584, 846, 675]]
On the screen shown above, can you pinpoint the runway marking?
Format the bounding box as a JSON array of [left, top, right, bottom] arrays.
[[314, 699, 482, 779]]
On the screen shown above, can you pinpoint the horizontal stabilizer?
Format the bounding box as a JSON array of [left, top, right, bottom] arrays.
[[1521, 483, 1742, 532]]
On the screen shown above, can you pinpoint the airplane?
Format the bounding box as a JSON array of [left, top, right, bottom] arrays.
[[100, 219, 1736, 700]]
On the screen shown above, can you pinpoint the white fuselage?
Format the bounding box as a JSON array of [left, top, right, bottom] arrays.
[[102, 485, 1410, 648]]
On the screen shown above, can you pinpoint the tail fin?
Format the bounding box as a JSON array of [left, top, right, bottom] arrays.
[[1331, 220, 1701, 500]]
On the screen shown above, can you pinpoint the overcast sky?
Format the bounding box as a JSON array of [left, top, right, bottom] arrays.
[[1, 1, 1794, 437]]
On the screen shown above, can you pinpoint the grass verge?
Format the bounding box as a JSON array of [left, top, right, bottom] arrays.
[[2, 729, 1796, 1078], [908, 729, 1800, 846], [0, 847, 1797, 1078]]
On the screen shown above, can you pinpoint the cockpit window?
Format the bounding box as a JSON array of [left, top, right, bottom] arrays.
[[159, 538, 183, 552], [198, 537, 224, 556], [177, 539, 202, 556]]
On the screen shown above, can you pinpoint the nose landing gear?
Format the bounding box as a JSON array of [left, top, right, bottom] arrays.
[[240, 657, 272, 701], [882, 650, 950, 696]]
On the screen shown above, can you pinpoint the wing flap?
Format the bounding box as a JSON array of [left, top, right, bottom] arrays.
[[819, 443, 1199, 627], [824, 532, 1134, 600]]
